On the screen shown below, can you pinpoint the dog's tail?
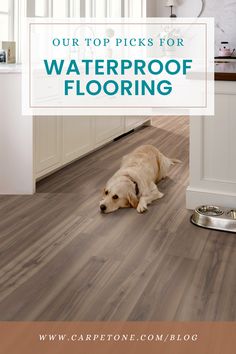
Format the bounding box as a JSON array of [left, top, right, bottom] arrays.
[[170, 158, 182, 165]]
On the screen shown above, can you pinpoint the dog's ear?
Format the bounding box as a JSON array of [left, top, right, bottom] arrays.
[[127, 192, 139, 209]]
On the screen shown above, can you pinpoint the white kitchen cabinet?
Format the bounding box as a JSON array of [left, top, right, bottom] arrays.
[[94, 117, 124, 147], [62, 117, 93, 164], [34, 116, 150, 179], [34, 117, 62, 177]]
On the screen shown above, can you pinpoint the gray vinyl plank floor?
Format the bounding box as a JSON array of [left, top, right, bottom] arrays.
[[0, 116, 236, 321]]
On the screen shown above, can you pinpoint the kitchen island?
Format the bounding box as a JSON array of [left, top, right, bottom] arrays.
[[0, 65, 149, 194], [186, 62, 236, 209]]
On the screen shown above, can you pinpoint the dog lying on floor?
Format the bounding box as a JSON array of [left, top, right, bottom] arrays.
[[99, 145, 180, 213]]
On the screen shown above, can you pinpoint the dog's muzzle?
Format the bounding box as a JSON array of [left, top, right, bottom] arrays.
[[100, 204, 107, 212]]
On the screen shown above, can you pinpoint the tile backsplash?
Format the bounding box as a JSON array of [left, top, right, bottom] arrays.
[[152, 0, 236, 56], [203, 0, 236, 56]]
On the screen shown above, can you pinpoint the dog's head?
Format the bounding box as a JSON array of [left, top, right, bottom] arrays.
[[99, 177, 138, 213]]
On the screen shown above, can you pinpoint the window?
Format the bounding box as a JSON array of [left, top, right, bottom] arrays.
[[29, 1, 146, 19], [52, 0, 68, 17], [15, 0, 146, 62], [35, 0, 48, 17], [33, 0, 74, 18], [0, 0, 14, 41]]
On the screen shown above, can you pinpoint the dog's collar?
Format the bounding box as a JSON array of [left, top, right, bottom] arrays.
[[124, 175, 139, 196]]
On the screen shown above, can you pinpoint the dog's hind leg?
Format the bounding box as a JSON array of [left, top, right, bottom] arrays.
[[155, 151, 180, 182]]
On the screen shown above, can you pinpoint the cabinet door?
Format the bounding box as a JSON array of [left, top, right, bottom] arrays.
[[94, 117, 124, 147], [34, 117, 61, 177], [62, 117, 93, 164]]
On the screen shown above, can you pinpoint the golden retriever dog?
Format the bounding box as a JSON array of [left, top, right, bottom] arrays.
[[100, 145, 180, 213]]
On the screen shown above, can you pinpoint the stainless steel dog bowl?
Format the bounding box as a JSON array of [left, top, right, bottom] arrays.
[[227, 210, 236, 220], [191, 205, 236, 233]]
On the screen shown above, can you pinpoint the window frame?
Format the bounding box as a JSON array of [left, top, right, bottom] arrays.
[[28, 0, 76, 18]]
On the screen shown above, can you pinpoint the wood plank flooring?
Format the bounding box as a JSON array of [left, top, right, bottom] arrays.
[[0, 116, 236, 321]]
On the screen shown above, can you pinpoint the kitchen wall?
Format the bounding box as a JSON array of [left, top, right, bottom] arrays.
[[147, 0, 236, 56]]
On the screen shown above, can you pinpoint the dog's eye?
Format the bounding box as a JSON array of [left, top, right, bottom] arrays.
[[112, 195, 119, 200], [105, 190, 108, 195]]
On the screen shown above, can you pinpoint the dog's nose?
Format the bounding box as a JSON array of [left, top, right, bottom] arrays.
[[100, 204, 107, 212]]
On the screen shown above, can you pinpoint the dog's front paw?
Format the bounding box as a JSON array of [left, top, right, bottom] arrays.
[[137, 201, 148, 213]]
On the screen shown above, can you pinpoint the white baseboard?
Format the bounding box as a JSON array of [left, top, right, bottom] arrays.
[[186, 186, 236, 210]]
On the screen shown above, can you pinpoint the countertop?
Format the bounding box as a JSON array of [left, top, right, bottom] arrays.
[[1, 62, 236, 81], [0, 64, 22, 73]]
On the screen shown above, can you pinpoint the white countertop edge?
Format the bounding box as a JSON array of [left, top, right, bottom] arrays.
[[0, 64, 22, 73]]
